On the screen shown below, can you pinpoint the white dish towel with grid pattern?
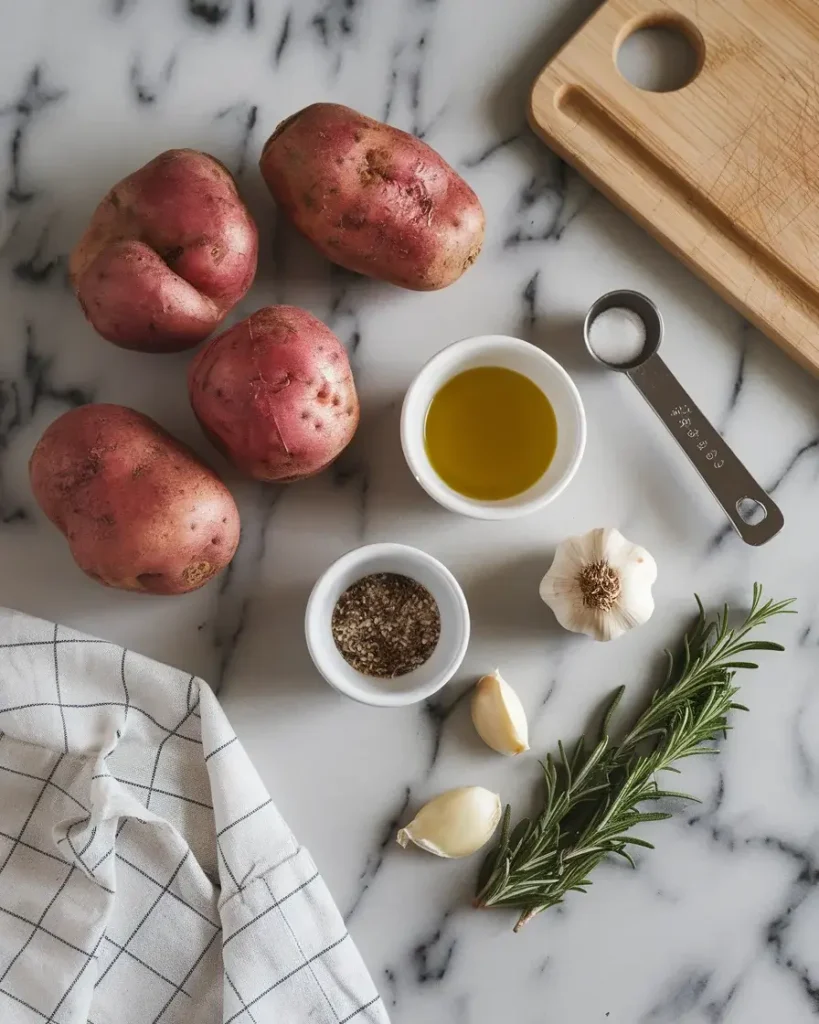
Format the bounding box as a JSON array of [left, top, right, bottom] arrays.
[[0, 607, 389, 1024]]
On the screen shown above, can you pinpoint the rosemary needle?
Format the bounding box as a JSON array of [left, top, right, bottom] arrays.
[[474, 585, 795, 931]]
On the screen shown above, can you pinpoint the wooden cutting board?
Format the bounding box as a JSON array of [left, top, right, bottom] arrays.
[[530, 0, 819, 377]]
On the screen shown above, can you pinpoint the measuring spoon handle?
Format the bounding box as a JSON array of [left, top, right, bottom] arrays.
[[628, 355, 784, 545]]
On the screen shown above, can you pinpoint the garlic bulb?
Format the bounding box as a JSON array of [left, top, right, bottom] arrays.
[[539, 527, 657, 642], [396, 786, 502, 859], [471, 670, 529, 756]]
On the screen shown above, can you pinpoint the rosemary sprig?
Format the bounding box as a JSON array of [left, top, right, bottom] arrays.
[[474, 585, 795, 931]]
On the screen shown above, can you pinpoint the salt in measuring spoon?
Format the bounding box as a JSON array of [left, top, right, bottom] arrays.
[[583, 290, 783, 546]]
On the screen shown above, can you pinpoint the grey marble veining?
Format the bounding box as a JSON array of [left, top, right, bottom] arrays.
[[1, 1, 818, 1021]]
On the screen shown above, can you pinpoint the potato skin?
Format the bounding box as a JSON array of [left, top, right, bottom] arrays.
[[70, 149, 258, 353], [259, 103, 485, 290], [29, 404, 241, 594], [188, 305, 359, 482]]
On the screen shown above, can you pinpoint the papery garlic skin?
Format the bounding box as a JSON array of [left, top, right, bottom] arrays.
[[471, 670, 529, 756], [539, 527, 657, 642], [396, 786, 502, 858]]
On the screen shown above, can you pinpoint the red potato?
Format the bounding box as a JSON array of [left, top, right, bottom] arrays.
[[188, 305, 359, 482], [30, 404, 240, 594], [70, 149, 258, 353], [259, 103, 485, 290]]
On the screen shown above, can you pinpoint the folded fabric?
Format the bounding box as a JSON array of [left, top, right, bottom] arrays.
[[0, 608, 388, 1024]]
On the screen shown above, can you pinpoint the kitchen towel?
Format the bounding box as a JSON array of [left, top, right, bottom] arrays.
[[0, 607, 389, 1024]]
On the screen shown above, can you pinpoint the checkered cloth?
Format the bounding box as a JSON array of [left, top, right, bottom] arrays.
[[0, 608, 388, 1024]]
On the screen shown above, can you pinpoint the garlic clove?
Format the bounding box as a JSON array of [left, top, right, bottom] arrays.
[[602, 528, 657, 583], [605, 530, 657, 639], [396, 786, 502, 859], [610, 567, 656, 634], [538, 530, 599, 634], [539, 572, 595, 636], [471, 670, 529, 756]]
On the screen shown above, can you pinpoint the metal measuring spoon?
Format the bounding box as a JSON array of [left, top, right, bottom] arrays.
[[583, 290, 783, 546]]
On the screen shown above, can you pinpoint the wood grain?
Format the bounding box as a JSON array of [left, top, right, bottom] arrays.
[[530, 0, 819, 377]]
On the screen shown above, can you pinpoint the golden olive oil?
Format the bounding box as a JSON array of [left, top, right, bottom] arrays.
[[424, 366, 558, 501]]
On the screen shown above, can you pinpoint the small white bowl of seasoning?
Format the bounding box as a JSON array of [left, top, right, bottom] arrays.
[[401, 335, 586, 520], [305, 542, 470, 707]]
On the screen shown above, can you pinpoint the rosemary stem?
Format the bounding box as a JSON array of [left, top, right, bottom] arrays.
[[474, 586, 795, 931]]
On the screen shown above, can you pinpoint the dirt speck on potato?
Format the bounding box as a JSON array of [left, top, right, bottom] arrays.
[[183, 562, 213, 587], [360, 148, 392, 185]]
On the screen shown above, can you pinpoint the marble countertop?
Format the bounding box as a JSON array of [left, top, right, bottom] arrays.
[[2, 2, 818, 1021]]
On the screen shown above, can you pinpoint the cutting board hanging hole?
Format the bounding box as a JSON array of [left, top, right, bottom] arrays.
[[531, 1, 819, 375], [616, 20, 702, 93]]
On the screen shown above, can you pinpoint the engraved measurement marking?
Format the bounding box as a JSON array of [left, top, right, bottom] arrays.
[[670, 405, 725, 469]]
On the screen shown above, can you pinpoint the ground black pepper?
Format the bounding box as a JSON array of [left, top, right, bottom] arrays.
[[331, 572, 441, 678]]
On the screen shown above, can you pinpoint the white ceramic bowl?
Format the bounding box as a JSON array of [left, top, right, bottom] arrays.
[[305, 542, 470, 707], [401, 335, 586, 519]]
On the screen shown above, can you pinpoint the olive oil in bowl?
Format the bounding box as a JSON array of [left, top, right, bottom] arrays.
[[424, 366, 558, 501]]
